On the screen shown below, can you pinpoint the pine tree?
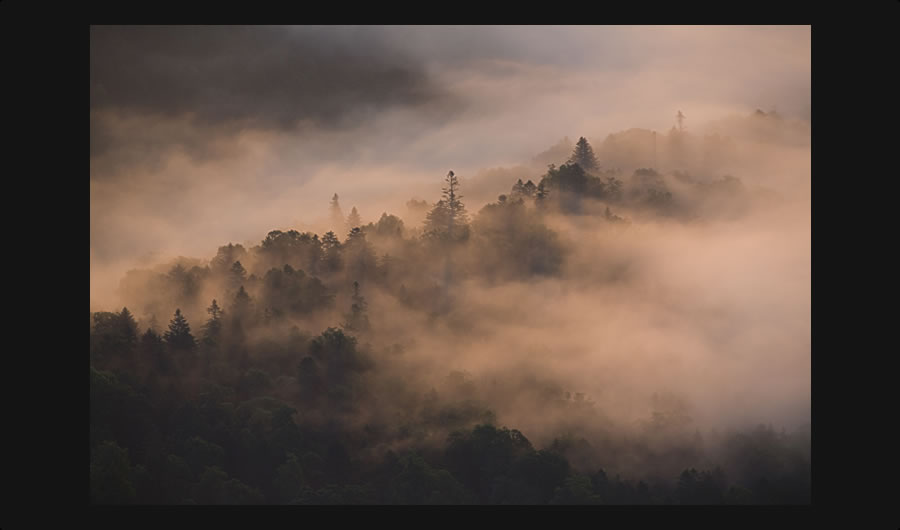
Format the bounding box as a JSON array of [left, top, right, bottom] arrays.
[[535, 181, 549, 208], [330, 193, 344, 231], [569, 137, 599, 173], [202, 299, 224, 347], [442, 170, 468, 226], [229, 261, 247, 291], [118, 307, 139, 352], [232, 286, 252, 320], [140, 326, 168, 374], [164, 309, 196, 352], [344, 228, 377, 280], [321, 231, 343, 272], [424, 170, 468, 240], [511, 179, 525, 198], [346, 207, 362, 231], [522, 180, 537, 198], [342, 281, 370, 333]]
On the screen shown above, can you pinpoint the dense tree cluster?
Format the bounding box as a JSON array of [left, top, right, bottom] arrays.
[[91, 149, 801, 504]]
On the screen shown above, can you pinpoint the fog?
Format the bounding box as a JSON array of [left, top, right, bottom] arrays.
[[90, 26, 810, 502]]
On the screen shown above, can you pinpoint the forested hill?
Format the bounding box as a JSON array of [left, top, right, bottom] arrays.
[[90, 135, 809, 505]]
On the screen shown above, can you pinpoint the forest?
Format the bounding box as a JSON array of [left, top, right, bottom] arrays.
[[91, 129, 810, 505]]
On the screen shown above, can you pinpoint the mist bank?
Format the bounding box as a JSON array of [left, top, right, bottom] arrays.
[[91, 129, 809, 472], [90, 26, 809, 504]]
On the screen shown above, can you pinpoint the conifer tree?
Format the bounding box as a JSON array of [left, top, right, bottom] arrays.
[[202, 299, 224, 347], [569, 137, 599, 173], [321, 231, 343, 272], [346, 207, 362, 231], [342, 281, 370, 333], [330, 193, 344, 231], [425, 170, 469, 240], [140, 326, 168, 373], [229, 261, 247, 291], [118, 307, 139, 352], [164, 309, 196, 352]]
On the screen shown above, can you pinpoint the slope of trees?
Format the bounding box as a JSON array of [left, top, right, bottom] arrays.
[[91, 165, 803, 504]]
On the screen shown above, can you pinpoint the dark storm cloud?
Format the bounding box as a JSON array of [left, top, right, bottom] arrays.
[[90, 25, 450, 158]]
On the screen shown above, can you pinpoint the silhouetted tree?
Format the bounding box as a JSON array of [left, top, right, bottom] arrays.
[[372, 213, 405, 239], [569, 137, 599, 173], [91, 440, 137, 504], [164, 309, 196, 353], [321, 231, 343, 272], [344, 228, 377, 281], [140, 326, 168, 374], [343, 281, 370, 333], [202, 299, 224, 348], [211, 244, 248, 274], [522, 180, 537, 198], [511, 179, 526, 198], [535, 181, 549, 209], [229, 261, 247, 292], [424, 171, 469, 241], [330, 193, 345, 231]]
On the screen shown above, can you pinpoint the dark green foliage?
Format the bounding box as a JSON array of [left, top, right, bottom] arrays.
[[387, 454, 470, 504], [274, 452, 307, 503], [297, 356, 321, 402], [182, 436, 226, 477], [140, 327, 168, 374], [90, 308, 139, 368], [192, 466, 265, 504], [91, 440, 137, 504], [550, 474, 599, 504], [238, 368, 274, 400], [90, 367, 157, 459], [677, 467, 726, 504], [444, 424, 534, 503]]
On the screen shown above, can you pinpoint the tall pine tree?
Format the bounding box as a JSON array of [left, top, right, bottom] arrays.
[[202, 299, 224, 347], [425, 170, 469, 241], [569, 137, 599, 173], [346, 207, 362, 231], [342, 281, 370, 333], [330, 193, 344, 232], [164, 309, 196, 352]]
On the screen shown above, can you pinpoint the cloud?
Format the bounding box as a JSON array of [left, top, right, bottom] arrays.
[[90, 25, 458, 165]]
